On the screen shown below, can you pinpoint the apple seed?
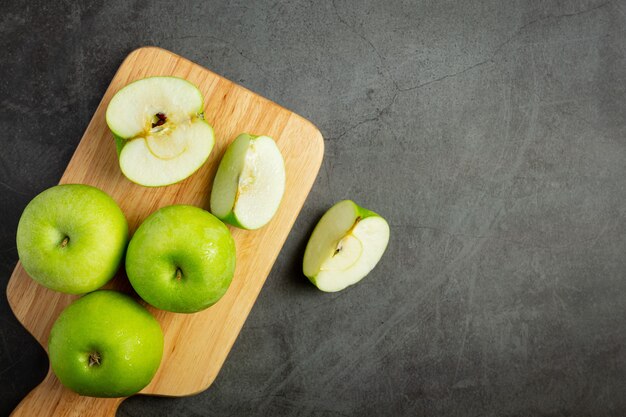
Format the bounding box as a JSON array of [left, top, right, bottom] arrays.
[[151, 112, 167, 128]]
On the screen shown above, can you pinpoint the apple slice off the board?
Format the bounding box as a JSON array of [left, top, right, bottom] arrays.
[[6, 47, 323, 417]]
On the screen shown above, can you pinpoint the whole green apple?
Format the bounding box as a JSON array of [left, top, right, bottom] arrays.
[[16, 184, 128, 294], [48, 290, 164, 397], [126, 205, 236, 313]]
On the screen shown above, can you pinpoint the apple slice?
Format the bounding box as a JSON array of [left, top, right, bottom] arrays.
[[303, 200, 390, 292], [210, 133, 286, 229], [106, 76, 214, 187]]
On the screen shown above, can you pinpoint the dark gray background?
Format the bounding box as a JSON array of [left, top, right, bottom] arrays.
[[1, 0, 625, 416]]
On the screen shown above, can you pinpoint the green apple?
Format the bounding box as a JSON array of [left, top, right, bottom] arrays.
[[105, 76, 214, 187], [303, 200, 390, 292], [210, 133, 285, 230], [126, 205, 236, 313], [48, 290, 164, 397], [16, 184, 128, 294]]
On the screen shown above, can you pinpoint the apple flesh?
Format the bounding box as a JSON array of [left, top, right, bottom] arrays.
[[48, 290, 164, 397], [303, 200, 390, 292], [210, 133, 286, 229], [106, 76, 214, 187], [16, 184, 128, 294], [126, 205, 236, 313]]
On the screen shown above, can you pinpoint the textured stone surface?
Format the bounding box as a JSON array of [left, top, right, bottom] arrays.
[[1, 0, 626, 416]]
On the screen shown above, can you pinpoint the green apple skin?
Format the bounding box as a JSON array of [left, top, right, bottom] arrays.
[[16, 184, 128, 294], [106, 76, 215, 187], [217, 210, 245, 229], [210, 133, 286, 230], [48, 290, 164, 397], [303, 200, 390, 292], [126, 205, 236, 313]]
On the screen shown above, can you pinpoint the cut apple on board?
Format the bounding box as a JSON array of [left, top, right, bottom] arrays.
[[106, 76, 214, 187], [303, 200, 390, 292], [210, 133, 286, 229]]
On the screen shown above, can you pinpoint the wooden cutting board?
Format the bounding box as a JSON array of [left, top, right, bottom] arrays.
[[7, 46, 324, 416]]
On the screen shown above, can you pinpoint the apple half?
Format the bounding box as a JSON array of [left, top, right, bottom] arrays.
[[106, 76, 214, 187], [303, 200, 390, 292], [210, 133, 286, 229]]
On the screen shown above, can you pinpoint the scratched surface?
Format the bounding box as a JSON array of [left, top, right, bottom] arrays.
[[1, 1, 626, 416]]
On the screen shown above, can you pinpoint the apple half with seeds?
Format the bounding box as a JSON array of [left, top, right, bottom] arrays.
[[106, 76, 214, 187], [303, 200, 390, 292], [210, 133, 286, 229]]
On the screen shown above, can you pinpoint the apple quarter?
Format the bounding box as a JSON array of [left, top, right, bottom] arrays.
[[303, 200, 390, 292], [210, 133, 286, 230]]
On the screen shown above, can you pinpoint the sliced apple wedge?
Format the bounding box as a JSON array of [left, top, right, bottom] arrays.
[[210, 133, 286, 229], [106, 76, 214, 187], [303, 200, 390, 292]]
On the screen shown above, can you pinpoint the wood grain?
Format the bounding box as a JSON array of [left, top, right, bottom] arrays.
[[7, 47, 324, 416]]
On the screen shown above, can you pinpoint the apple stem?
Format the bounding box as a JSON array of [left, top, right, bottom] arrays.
[[88, 352, 101, 367], [175, 268, 183, 281], [60, 236, 69, 248]]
